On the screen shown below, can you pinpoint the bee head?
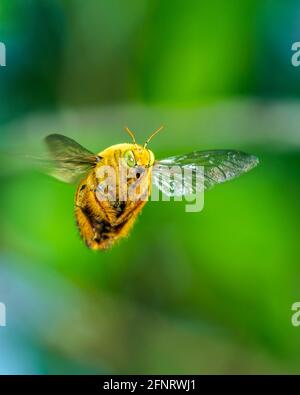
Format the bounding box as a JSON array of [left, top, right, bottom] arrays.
[[123, 126, 163, 168], [123, 143, 155, 169]]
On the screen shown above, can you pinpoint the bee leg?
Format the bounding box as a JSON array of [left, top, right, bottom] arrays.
[[113, 199, 147, 226], [97, 213, 140, 249], [114, 209, 141, 240], [91, 201, 147, 249]]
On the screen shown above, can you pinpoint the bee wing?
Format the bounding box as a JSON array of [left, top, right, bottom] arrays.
[[152, 150, 259, 196], [39, 134, 99, 183]]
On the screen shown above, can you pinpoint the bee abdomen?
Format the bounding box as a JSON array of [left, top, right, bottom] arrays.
[[75, 205, 121, 250]]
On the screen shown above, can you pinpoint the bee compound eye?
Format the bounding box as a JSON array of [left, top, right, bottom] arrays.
[[124, 150, 136, 167]]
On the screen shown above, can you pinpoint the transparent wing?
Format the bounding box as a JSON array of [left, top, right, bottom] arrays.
[[39, 134, 99, 183], [152, 150, 259, 196]]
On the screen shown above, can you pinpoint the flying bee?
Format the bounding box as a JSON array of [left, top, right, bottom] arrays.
[[43, 127, 259, 250]]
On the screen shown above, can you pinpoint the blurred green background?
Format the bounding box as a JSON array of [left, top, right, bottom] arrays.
[[1, 0, 300, 374]]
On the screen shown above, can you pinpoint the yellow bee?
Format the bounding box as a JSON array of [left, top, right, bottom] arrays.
[[44, 127, 259, 250]]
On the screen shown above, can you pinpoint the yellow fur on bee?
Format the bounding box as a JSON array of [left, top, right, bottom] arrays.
[[74, 143, 154, 250]]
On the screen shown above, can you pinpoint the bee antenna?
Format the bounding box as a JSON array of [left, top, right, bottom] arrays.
[[124, 126, 137, 145], [144, 125, 164, 148]]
